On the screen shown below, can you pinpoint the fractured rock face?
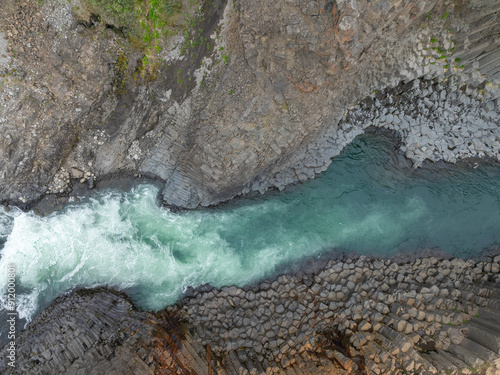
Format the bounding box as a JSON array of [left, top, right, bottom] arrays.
[[0, 0, 499, 209], [2, 254, 500, 374]]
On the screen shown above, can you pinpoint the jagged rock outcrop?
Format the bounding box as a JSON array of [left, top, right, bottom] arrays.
[[0, 0, 499, 210], [1, 253, 500, 374]]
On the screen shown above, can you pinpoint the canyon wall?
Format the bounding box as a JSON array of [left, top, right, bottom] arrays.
[[1, 254, 500, 374], [0, 0, 499, 210]]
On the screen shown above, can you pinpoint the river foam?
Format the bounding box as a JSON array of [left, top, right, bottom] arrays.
[[0, 133, 499, 326]]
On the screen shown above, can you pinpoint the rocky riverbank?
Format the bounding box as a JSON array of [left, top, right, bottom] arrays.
[[0, 0, 499, 210], [2, 252, 500, 374]]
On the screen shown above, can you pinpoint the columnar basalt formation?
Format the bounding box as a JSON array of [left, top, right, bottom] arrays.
[[0, 0, 499, 210], [2, 254, 500, 374], [2, 0, 500, 373]]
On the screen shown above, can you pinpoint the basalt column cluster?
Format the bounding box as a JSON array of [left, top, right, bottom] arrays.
[[2, 254, 500, 374]]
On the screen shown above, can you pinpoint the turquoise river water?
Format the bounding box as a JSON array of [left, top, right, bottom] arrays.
[[0, 133, 499, 328]]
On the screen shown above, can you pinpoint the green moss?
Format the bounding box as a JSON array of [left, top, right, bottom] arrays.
[[78, 0, 183, 75], [181, 28, 208, 56], [81, 0, 139, 35], [112, 52, 129, 95]]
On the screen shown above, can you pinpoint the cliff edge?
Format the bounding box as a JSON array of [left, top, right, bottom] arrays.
[[0, 0, 499, 210]]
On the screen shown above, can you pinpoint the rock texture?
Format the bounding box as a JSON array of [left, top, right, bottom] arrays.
[[2, 253, 500, 374], [0, 0, 499, 210]]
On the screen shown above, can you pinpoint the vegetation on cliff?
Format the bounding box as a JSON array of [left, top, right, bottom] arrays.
[[73, 0, 202, 76]]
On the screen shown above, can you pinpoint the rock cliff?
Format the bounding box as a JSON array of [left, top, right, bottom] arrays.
[[0, 0, 499, 210], [2, 1, 500, 373], [1, 254, 500, 374]]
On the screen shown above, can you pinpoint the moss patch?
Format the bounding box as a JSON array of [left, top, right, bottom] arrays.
[[74, 0, 185, 75]]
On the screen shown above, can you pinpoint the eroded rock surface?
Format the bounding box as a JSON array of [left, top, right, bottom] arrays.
[[1, 254, 500, 374], [0, 0, 499, 209]]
